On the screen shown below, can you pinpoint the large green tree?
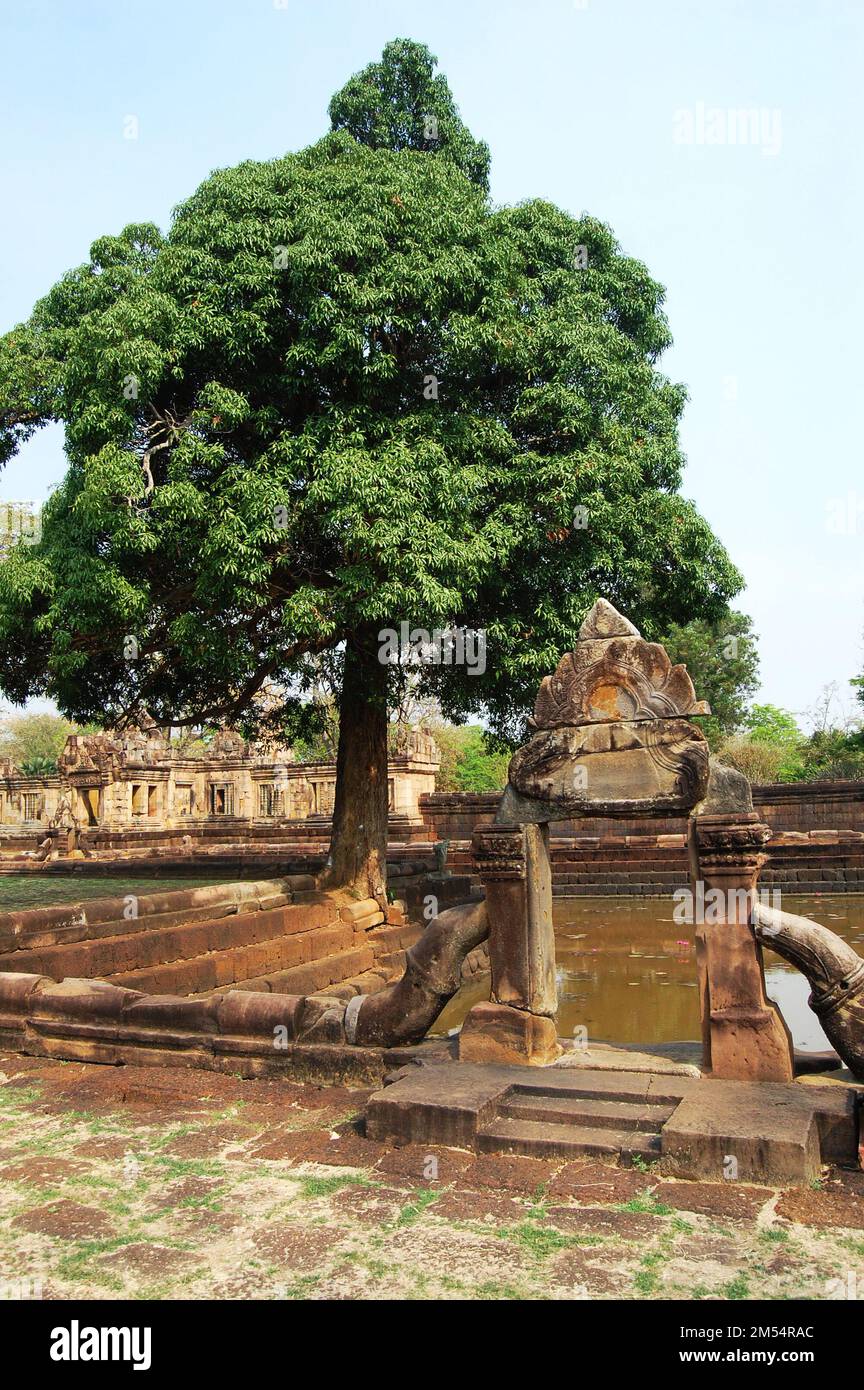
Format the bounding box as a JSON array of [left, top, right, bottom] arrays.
[[661, 610, 759, 747], [0, 40, 743, 898]]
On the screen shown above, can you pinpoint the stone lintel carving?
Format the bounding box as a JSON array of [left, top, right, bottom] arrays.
[[504, 717, 709, 823], [497, 599, 711, 826]]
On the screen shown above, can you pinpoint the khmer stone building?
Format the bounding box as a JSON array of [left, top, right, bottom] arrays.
[[0, 723, 440, 835]]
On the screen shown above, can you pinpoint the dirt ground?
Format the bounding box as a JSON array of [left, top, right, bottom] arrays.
[[0, 1051, 862, 1301]]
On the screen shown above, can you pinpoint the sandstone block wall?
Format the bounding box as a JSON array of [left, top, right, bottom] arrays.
[[419, 785, 864, 895], [0, 879, 423, 1002], [0, 973, 385, 1086]]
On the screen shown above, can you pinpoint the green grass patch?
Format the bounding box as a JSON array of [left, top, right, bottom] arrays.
[[724, 1274, 751, 1300], [148, 1155, 224, 1180], [280, 1273, 323, 1300], [634, 1268, 658, 1294], [474, 1280, 535, 1300], [494, 1221, 601, 1260], [617, 1189, 673, 1216], [759, 1227, 790, 1244], [296, 1173, 370, 1199], [393, 1188, 439, 1227]]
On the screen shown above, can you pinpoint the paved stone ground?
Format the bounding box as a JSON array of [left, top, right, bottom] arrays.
[[0, 1051, 862, 1301]]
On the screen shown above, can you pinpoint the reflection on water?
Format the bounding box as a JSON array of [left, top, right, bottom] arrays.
[[435, 894, 864, 1052]]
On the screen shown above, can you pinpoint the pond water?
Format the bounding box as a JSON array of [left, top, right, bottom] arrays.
[[435, 894, 864, 1053]]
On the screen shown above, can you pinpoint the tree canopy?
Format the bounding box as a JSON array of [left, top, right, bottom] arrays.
[[328, 37, 490, 192], [0, 39, 745, 891], [661, 610, 759, 748]]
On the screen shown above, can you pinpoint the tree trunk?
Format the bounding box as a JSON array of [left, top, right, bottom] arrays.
[[322, 627, 389, 903]]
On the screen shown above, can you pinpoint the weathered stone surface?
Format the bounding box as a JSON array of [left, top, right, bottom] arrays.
[[754, 902, 864, 1081], [374, 1143, 474, 1186], [364, 1062, 855, 1182], [532, 600, 709, 730], [507, 718, 709, 820], [653, 1179, 772, 1220], [548, 1160, 652, 1203], [775, 1184, 864, 1230], [695, 756, 754, 815], [544, 1205, 664, 1239], [430, 1189, 530, 1224], [461, 1151, 560, 1192], [578, 597, 641, 641], [473, 824, 556, 1018], [458, 1002, 561, 1066], [365, 1063, 515, 1149], [660, 1080, 842, 1183], [692, 813, 794, 1082], [11, 1199, 114, 1240]]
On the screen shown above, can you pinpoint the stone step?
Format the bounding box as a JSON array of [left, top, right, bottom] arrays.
[[497, 1091, 676, 1133], [9, 897, 339, 981], [316, 968, 391, 999], [477, 1115, 662, 1162], [219, 944, 376, 997], [375, 949, 407, 975], [106, 917, 355, 995], [551, 885, 674, 897], [367, 922, 422, 951]]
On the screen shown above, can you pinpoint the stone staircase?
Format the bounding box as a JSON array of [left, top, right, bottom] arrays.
[[368, 1061, 859, 1181], [475, 1075, 680, 1162], [0, 879, 423, 1001]]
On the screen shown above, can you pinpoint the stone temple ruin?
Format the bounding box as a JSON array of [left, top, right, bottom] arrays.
[[0, 722, 439, 845], [1, 599, 863, 1184]]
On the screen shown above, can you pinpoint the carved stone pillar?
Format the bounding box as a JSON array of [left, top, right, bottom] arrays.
[[459, 823, 560, 1065], [691, 812, 794, 1082]]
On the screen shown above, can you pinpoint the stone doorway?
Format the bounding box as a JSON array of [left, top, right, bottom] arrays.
[[77, 787, 100, 826]]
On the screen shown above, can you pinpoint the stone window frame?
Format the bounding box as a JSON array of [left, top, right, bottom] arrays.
[[209, 783, 235, 816]]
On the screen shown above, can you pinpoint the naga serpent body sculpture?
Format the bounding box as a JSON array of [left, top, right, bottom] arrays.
[[345, 899, 489, 1047], [754, 901, 864, 1079]]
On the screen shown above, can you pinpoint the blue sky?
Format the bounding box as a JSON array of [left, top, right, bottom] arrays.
[[1, 0, 862, 726]]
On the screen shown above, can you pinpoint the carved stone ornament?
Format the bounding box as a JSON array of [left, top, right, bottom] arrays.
[[532, 608, 710, 730], [500, 599, 711, 823], [472, 826, 527, 881], [508, 717, 709, 817]]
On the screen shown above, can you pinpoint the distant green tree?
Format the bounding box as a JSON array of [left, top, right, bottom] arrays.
[[661, 611, 759, 747], [799, 727, 864, 780], [432, 724, 510, 792], [719, 703, 805, 783], [0, 711, 88, 771], [742, 704, 802, 746]]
